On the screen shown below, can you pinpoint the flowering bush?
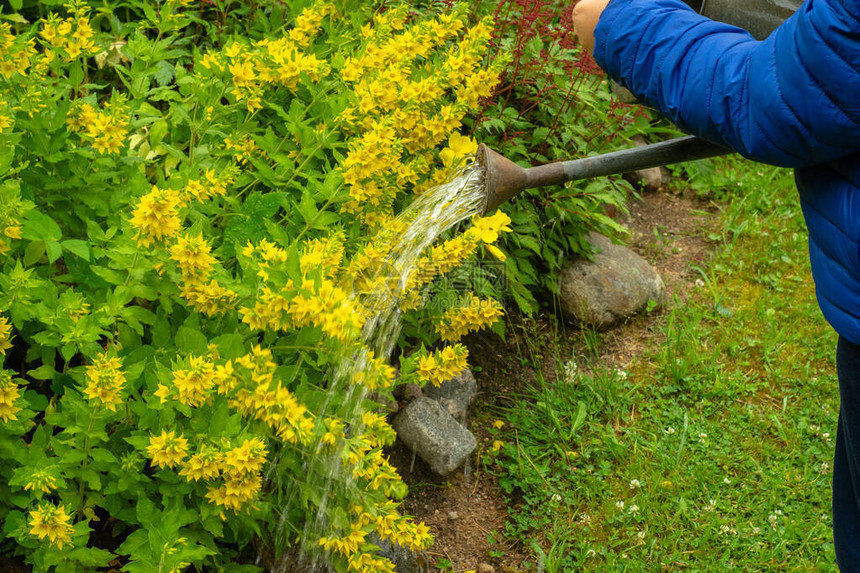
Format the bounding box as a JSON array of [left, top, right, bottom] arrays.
[[0, 1, 511, 571]]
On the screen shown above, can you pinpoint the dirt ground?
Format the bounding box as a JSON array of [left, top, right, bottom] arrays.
[[391, 187, 721, 572]]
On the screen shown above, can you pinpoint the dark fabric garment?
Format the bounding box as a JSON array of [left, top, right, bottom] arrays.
[[835, 336, 860, 570]]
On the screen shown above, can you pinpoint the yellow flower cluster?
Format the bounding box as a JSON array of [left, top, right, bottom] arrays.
[[197, 4, 333, 112], [66, 98, 129, 155], [415, 344, 469, 387], [39, 4, 99, 61], [129, 186, 183, 247], [289, 3, 335, 48], [24, 468, 58, 495], [0, 96, 13, 135], [437, 294, 505, 341], [0, 370, 21, 422], [337, 7, 503, 218], [82, 352, 126, 412], [352, 352, 396, 391], [154, 169, 239, 316], [170, 355, 215, 407], [146, 430, 190, 469], [224, 135, 262, 166], [179, 444, 222, 482], [0, 186, 25, 256], [300, 235, 345, 278], [146, 432, 266, 514], [205, 438, 266, 513], [395, 211, 512, 311], [128, 169, 239, 313], [0, 315, 13, 355], [0, 22, 34, 79], [318, 501, 433, 573], [212, 346, 315, 444], [28, 503, 74, 549], [179, 281, 238, 316], [239, 239, 364, 342], [169, 233, 216, 282], [182, 168, 235, 203]]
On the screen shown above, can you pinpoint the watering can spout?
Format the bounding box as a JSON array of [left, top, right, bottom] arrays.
[[477, 144, 566, 215], [476, 136, 732, 215]]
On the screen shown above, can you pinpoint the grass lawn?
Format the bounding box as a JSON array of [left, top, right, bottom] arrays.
[[487, 157, 839, 572]]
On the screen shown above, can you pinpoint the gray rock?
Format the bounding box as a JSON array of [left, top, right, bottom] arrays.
[[559, 232, 664, 328], [422, 369, 477, 424], [393, 382, 423, 402], [623, 136, 668, 192], [392, 397, 477, 476]]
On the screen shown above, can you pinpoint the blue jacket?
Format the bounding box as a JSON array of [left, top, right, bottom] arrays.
[[594, 0, 860, 344]]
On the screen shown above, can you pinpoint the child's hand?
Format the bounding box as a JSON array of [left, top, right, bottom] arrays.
[[573, 0, 612, 54]]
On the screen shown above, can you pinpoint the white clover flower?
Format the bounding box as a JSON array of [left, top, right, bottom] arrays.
[[664, 427, 676, 435], [615, 500, 625, 510], [629, 479, 641, 489], [723, 477, 731, 485], [550, 493, 562, 503], [562, 360, 577, 383], [704, 499, 716, 512], [628, 504, 639, 515]]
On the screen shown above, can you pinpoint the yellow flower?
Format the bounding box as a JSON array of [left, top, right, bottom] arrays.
[[0, 315, 13, 355], [82, 352, 126, 411], [492, 420, 504, 430], [179, 445, 223, 482], [0, 370, 22, 422], [146, 430, 189, 469], [129, 186, 183, 247], [172, 355, 216, 407], [169, 233, 216, 281], [439, 132, 477, 167], [466, 211, 512, 244], [484, 243, 507, 262], [179, 280, 238, 317], [413, 345, 469, 387], [436, 294, 504, 341], [222, 437, 267, 477], [29, 503, 74, 549], [491, 440, 504, 452], [24, 469, 58, 494]]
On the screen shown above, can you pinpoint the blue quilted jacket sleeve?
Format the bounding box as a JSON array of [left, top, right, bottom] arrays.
[[593, 0, 860, 168]]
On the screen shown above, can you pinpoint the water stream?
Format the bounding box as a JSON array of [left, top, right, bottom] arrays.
[[272, 161, 487, 571]]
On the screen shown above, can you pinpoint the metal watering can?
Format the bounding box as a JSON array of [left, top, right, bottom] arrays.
[[477, 0, 804, 214]]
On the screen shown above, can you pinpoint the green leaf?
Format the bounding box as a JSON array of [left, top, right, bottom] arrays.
[[46, 240, 62, 263], [243, 192, 286, 218], [22, 210, 62, 241], [176, 326, 207, 354], [149, 119, 168, 148], [61, 239, 90, 261]]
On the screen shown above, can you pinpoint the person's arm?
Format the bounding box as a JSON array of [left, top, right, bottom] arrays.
[[578, 0, 860, 168]]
